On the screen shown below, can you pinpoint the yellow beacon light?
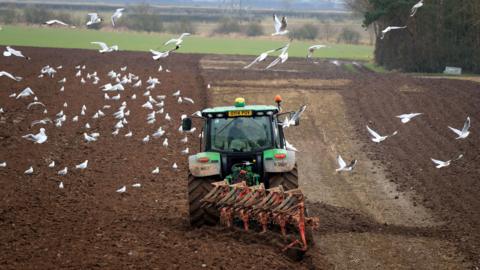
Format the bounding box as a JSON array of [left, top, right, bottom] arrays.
[[235, 97, 245, 107]]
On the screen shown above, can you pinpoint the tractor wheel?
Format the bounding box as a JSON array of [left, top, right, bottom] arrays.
[[188, 174, 219, 227], [268, 164, 299, 190]]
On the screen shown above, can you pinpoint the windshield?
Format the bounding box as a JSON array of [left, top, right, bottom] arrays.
[[210, 116, 272, 152]]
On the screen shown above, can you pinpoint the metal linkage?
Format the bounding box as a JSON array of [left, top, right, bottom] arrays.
[[201, 181, 319, 251]]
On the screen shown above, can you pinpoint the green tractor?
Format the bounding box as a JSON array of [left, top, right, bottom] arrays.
[[182, 96, 305, 227]]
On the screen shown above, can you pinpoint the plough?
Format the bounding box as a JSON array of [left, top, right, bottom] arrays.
[[201, 180, 319, 253]]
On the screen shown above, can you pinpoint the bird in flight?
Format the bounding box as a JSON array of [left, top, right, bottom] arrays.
[[111, 8, 125, 27], [272, 14, 288, 36], [336, 155, 357, 172], [448, 117, 471, 140], [91, 42, 119, 53], [380, 26, 407, 39], [410, 0, 424, 17], [164, 33, 191, 46], [366, 125, 398, 143]]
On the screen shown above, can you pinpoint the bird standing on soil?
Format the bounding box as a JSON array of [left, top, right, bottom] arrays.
[[410, 0, 424, 17], [111, 8, 125, 27], [75, 160, 88, 169], [58, 167, 68, 176], [307, 45, 326, 59], [164, 33, 191, 46], [116, 186, 126, 193], [244, 49, 277, 69], [0, 71, 22, 81], [448, 117, 471, 140], [24, 166, 34, 174], [86, 13, 102, 27], [272, 14, 288, 36], [22, 128, 48, 144], [3, 46, 30, 59], [396, 113, 422, 124], [91, 42, 119, 53], [336, 155, 357, 172], [366, 125, 398, 143], [380, 26, 407, 39], [431, 154, 463, 169]]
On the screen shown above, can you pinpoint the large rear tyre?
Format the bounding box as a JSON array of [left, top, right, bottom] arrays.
[[188, 174, 220, 227], [267, 164, 299, 190]]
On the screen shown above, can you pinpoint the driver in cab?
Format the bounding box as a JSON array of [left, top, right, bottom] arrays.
[[228, 118, 249, 151]]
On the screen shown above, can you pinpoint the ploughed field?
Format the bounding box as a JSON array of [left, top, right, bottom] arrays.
[[1, 47, 479, 269]]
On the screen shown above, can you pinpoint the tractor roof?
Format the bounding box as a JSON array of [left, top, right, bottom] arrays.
[[202, 105, 279, 116]]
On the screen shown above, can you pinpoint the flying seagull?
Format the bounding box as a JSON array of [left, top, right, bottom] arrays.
[[366, 125, 398, 143], [86, 13, 102, 27], [3, 46, 30, 59], [164, 33, 191, 46], [448, 116, 471, 140], [91, 42, 118, 53], [22, 128, 47, 144], [307, 45, 326, 59], [111, 8, 125, 27], [265, 43, 290, 70], [336, 155, 357, 172], [272, 14, 288, 36], [380, 26, 407, 39], [410, 0, 424, 17], [150, 46, 180, 60], [244, 49, 276, 69], [44, 20, 69, 26], [0, 71, 22, 81], [396, 113, 422, 124], [431, 154, 463, 169]]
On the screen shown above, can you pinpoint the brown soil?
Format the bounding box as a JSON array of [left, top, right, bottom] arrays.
[[1, 47, 479, 269]]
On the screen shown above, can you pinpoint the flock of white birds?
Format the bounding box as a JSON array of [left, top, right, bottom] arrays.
[[0, 45, 199, 193]]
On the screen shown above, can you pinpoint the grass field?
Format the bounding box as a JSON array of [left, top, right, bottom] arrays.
[[0, 25, 373, 60]]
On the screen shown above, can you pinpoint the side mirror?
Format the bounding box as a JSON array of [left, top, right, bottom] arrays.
[[182, 118, 192, 131]]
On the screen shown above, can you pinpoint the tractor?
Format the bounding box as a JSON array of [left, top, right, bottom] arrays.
[[182, 96, 317, 256]]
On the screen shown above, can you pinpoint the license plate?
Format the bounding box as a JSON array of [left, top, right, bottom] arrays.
[[228, 110, 252, 117]]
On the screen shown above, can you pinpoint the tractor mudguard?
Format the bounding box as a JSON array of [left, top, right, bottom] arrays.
[[263, 149, 296, 173], [188, 152, 221, 177]]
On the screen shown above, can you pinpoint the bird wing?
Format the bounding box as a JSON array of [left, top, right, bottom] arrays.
[[164, 39, 177, 45], [244, 55, 262, 69], [462, 117, 471, 133], [337, 155, 346, 169], [111, 15, 116, 26], [265, 57, 281, 70], [280, 16, 288, 32], [273, 14, 282, 33], [91, 42, 108, 50], [366, 125, 381, 139], [430, 158, 445, 166], [291, 105, 307, 123], [448, 126, 463, 136], [179, 33, 191, 39]]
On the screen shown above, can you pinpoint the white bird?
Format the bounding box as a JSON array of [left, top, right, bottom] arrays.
[[111, 94, 121, 100], [59, 182, 64, 189], [153, 127, 165, 138], [448, 117, 471, 140], [285, 140, 298, 152], [48, 161, 55, 168], [3, 46, 30, 59], [380, 26, 407, 39], [172, 90, 181, 96], [265, 43, 290, 70], [75, 160, 88, 169], [27, 101, 46, 110], [131, 94, 137, 100], [85, 123, 91, 129], [410, 0, 424, 17], [431, 154, 463, 169], [181, 136, 188, 143], [183, 97, 194, 104], [396, 113, 423, 124], [22, 128, 48, 144], [244, 49, 276, 69], [91, 42, 118, 53], [152, 167, 160, 174], [163, 138, 169, 147], [112, 129, 120, 136], [132, 183, 141, 188], [0, 71, 22, 81], [181, 147, 189, 155], [165, 113, 171, 121], [58, 167, 68, 176], [177, 97, 183, 103], [307, 45, 327, 59], [16, 87, 35, 99], [133, 80, 142, 88], [150, 46, 179, 60], [72, 116, 79, 122], [125, 131, 132, 137], [44, 19, 69, 26], [111, 8, 125, 27], [0, 161, 6, 168], [142, 101, 153, 110], [116, 186, 126, 193], [58, 77, 66, 83], [336, 155, 357, 172], [63, 102, 68, 108], [172, 163, 178, 170], [366, 125, 398, 143], [142, 135, 150, 143], [24, 166, 33, 174], [86, 13, 102, 27], [60, 86, 65, 92], [272, 14, 288, 36], [84, 133, 97, 142], [164, 33, 191, 46]]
